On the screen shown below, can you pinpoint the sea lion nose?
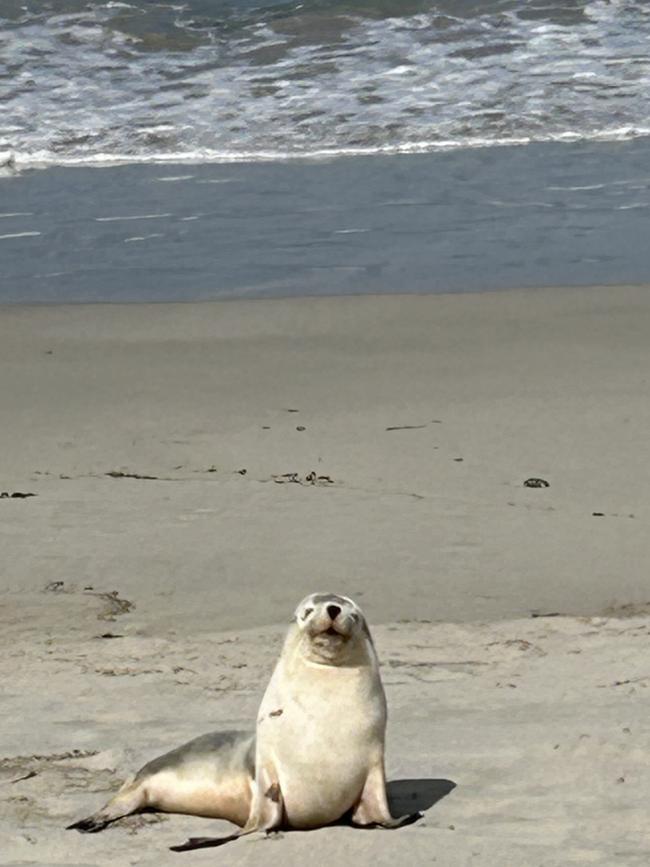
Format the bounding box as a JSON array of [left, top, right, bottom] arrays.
[[327, 604, 341, 621]]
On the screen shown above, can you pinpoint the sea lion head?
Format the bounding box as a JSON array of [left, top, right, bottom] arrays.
[[292, 593, 372, 664]]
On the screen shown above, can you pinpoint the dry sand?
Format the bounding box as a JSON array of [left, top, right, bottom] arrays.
[[1, 285, 649, 865]]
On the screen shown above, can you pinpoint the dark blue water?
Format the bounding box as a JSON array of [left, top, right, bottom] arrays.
[[2, 138, 650, 303]]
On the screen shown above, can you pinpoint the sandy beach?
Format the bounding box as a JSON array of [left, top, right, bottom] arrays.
[[1, 285, 649, 865]]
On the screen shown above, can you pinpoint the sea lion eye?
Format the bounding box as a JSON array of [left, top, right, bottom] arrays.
[[302, 607, 314, 619]]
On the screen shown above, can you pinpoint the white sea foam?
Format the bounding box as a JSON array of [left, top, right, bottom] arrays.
[[154, 175, 196, 182], [2, 0, 650, 167], [0, 231, 41, 240], [616, 203, 649, 210], [7, 124, 650, 171], [546, 185, 607, 192], [94, 213, 172, 221], [124, 233, 165, 242]]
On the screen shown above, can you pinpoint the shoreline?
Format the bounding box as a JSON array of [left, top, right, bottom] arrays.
[[0, 279, 648, 308]]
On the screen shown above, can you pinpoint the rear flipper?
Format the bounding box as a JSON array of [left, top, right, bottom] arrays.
[[67, 815, 113, 834], [170, 832, 241, 852], [67, 778, 146, 833]]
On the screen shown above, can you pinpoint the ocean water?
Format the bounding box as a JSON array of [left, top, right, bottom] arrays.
[[2, 0, 650, 166], [2, 0, 650, 302]]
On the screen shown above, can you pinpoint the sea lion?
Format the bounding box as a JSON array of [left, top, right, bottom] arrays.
[[171, 592, 419, 851], [67, 592, 420, 849]]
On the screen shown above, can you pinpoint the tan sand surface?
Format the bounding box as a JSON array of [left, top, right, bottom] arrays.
[[1, 285, 649, 864]]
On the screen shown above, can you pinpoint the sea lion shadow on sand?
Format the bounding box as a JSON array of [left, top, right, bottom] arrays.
[[325, 777, 455, 831], [386, 778, 456, 815]]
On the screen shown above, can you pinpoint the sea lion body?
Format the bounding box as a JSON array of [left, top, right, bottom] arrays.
[[68, 593, 419, 847], [174, 593, 417, 849], [255, 596, 388, 829]]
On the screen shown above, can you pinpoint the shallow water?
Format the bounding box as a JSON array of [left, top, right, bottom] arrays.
[[2, 138, 650, 303]]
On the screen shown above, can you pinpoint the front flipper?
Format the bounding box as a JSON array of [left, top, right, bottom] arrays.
[[170, 771, 283, 852], [351, 762, 422, 830], [351, 810, 422, 830]]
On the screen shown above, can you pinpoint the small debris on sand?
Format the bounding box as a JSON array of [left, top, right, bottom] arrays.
[[523, 478, 549, 488], [272, 471, 333, 486], [84, 590, 135, 621], [8, 770, 38, 785], [105, 471, 159, 480]]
